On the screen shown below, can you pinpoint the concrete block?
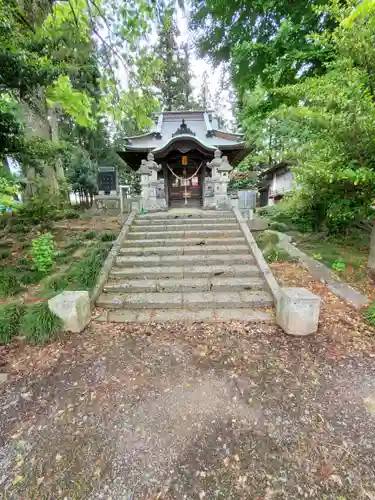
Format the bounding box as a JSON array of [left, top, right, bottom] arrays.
[[276, 287, 320, 336], [248, 217, 269, 231], [48, 291, 91, 333]]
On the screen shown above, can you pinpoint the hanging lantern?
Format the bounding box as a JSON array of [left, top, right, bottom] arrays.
[[182, 155, 188, 166]]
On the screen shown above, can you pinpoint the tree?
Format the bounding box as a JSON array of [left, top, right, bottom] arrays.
[[66, 147, 97, 206], [0, 0, 162, 205], [154, 1, 193, 110], [191, 0, 336, 103], [240, 2, 375, 233]]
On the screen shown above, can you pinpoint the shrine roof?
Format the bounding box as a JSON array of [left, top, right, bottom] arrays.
[[120, 110, 245, 151]]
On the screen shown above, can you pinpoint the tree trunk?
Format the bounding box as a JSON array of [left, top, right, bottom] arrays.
[[368, 220, 375, 275]]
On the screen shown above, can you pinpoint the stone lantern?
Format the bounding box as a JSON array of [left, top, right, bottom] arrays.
[[136, 154, 166, 210], [144, 152, 161, 182], [136, 159, 152, 209], [207, 151, 233, 210], [218, 155, 233, 179], [207, 149, 222, 181]]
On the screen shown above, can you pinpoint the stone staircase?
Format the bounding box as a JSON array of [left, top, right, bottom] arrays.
[[96, 211, 274, 323]]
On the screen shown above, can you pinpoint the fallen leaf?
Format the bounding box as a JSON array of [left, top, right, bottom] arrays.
[[12, 475, 24, 486]]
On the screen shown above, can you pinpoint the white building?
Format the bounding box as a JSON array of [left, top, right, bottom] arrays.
[[259, 161, 296, 207]]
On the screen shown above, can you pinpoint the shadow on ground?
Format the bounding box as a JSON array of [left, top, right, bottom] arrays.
[[1, 316, 375, 499]]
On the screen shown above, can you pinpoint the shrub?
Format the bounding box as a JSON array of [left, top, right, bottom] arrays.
[[332, 260, 346, 272], [0, 216, 8, 230], [20, 269, 45, 285], [19, 302, 61, 344], [16, 257, 29, 266], [31, 233, 55, 273], [100, 231, 117, 242], [0, 303, 25, 344], [61, 208, 80, 220], [268, 221, 290, 233], [84, 231, 97, 240], [364, 302, 375, 327], [0, 267, 22, 297], [0, 248, 11, 259], [11, 222, 28, 234], [258, 198, 314, 233], [264, 246, 292, 263], [312, 252, 323, 261], [16, 191, 63, 227], [255, 231, 279, 250]]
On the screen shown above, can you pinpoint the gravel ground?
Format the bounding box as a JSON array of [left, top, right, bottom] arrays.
[[0, 263, 375, 499]]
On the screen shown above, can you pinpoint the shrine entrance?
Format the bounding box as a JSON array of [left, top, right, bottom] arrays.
[[162, 147, 208, 209], [168, 164, 203, 208]]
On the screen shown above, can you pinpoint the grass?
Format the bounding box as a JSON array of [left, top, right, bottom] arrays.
[[0, 227, 113, 344], [16, 257, 29, 266], [291, 230, 370, 286], [255, 231, 294, 263], [19, 302, 62, 344], [84, 230, 98, 240], [0, 267, 23, 298], [0, 248, 11, 259], [66, 236, 83, 251], [0, 303, 25, 344], [255, 231, 280, 249], [39, 245, 108, 297], [100, 231, 117, 242], [68, 246, 107, 289], [264, 246, 293, 263], [364, 302, 375, 327], [20, 269, 45, 285]]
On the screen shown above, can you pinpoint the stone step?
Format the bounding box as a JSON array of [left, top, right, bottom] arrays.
[[130, 223, 239, 232], [96, 308, 274, 323], [115, 253, 254, 268], [96, 290, 273, 310], [135, 217, 237, 226], [118, 244, 250, 256], [109, 264, 262, 279], [128, 230, 243, 240], [122, 237, 246, 247], [104, 276, 266, 293], [137, 211, 234, 220]]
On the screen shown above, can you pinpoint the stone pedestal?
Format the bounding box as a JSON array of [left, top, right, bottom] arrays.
[[140, 174, 150, 210], [276, 287, 321, 336], [94, 194, 121, 214], [48, 291, 91, 333]]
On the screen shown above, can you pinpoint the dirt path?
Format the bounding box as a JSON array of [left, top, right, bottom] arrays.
[[1, 306, 375, 499]]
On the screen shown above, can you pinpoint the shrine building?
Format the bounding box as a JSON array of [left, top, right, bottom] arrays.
[[117, 110, 249, 210]]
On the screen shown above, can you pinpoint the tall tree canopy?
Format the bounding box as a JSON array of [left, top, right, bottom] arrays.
[[193, 0, 375, 233], [0, 0, 163, 201], [192, 0, 336, 100], [154, 1, 194, 110]]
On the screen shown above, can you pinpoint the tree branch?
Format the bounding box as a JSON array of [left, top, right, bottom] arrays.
[[86, 0, 129, 75]]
